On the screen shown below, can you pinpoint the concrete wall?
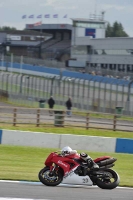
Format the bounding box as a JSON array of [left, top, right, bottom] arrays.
[[0, 129, 133, 154]]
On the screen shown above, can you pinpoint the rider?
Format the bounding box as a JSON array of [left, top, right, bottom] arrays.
[[61, 146, 99, 169]]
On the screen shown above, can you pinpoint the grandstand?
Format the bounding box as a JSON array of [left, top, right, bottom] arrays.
[[0, 30, 51, 58], [25, 16, 133, 76], [26, 23, 72, 61], [1, 14, 133, 77]]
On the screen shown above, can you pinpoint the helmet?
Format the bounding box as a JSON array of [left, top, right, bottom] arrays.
[[61, 146, 72, 155]]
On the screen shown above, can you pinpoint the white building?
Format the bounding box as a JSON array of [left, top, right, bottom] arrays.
[[69, 17, 133, 75]]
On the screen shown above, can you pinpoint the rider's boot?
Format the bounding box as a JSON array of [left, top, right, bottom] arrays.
[[80, 153, 99, 169], [87, 158, 99, 169]]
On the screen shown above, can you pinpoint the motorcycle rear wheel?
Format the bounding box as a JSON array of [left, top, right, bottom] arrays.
[[95, 169, 120, 189], [38, 166, 63, 186]]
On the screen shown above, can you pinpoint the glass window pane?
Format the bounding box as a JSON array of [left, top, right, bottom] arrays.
[[94, 49, 133, 55], [71, 45, 87, 55]]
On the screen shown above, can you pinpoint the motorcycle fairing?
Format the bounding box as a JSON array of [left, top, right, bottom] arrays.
[[39, 151, 120, 189], [94, 156, 111, 163], [45, 152, 79, 174], [62, 166, 93, 186]]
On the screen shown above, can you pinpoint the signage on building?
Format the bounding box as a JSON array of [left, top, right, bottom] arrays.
[[10, 35, 21, 40], [28, 24, 34, 28], [85, 28, 96, 38], [60, 24, 66, 28]]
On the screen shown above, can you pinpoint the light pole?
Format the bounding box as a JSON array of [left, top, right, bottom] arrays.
[[26, 76, 30, 96], [127, 80, 133, 102], [50, 76, 56, 96], [19, 74, 24, 94], [38, 30, 43, 59], [126, 79, 133, 113]]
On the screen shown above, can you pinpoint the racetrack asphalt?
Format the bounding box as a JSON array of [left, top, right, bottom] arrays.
[[0, 180, 133, 200]]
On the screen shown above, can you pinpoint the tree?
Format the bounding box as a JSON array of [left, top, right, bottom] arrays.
[[106, 21, 128, 37], [0, 26, 17, 31], [106, 23, 113, 37]]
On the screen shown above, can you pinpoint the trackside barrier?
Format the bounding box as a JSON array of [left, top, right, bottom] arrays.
[[115, 138, 133, 154], [0, 130, 2, 144], [0, 61, 131, 86], [0, 71, 133, 116], [0, 129, 133, 154]]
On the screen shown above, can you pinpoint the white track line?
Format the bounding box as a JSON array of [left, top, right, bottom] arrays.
[[0, 180, 133, 190], [0, 198, 51, 200]]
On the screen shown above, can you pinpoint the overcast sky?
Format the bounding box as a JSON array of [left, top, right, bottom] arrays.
[[0, 0, 133, 36]]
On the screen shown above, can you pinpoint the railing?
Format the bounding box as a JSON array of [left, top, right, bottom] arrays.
[[0, 106, 133, 132]]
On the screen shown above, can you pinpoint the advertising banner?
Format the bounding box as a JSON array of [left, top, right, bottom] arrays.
[[85, 28, 96, 38]]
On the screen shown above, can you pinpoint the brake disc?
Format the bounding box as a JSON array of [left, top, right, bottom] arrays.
[[43, 171, 57, 181]]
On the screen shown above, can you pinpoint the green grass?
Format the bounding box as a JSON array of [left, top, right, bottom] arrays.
[[0, 145, 133, 187], [0, 124, 133, 139]]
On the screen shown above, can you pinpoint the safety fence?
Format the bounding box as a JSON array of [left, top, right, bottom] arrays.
[[1, 55, 133, 84], [0, 71, 133, 116], [1, 55, 66, 69], [0, 54, 133, 116], [2, 55, 133, 78], [0, 106, 133, 132]]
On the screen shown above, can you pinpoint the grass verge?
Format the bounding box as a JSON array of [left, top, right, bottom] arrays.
[[0, 145, 133, 187], [0, 124, 133, 139]]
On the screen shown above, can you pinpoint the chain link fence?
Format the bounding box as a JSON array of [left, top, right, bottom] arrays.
[[0, 72, 133, 116]]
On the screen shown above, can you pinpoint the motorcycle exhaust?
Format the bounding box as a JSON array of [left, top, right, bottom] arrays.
[[99, 163, 114, 169], [97, 158, 117, 167]]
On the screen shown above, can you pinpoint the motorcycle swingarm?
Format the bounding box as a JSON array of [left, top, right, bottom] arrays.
[[89, 172, 108, 183], [89, 170, 108, 177]]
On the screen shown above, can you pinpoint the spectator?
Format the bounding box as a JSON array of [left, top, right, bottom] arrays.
[[48, 96, 55, 116], [66, 97, 72, 116]]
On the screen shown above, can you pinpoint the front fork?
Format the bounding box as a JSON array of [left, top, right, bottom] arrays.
[[49, 165, 57, 176]]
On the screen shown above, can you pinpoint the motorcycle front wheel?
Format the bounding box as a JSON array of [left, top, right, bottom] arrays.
[[38, 166, 63, 186], [95, 169, 120, 189]]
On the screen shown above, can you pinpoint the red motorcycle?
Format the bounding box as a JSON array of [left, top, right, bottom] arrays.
[[38, 151, 120, 189]]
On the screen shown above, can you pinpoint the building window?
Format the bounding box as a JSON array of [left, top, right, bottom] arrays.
[[71, 45, 87, 55], [109, 64, 116, 70], [74, 22, 105, 29], [93, 49, 133, 56], [101, 64, 107, 69]]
